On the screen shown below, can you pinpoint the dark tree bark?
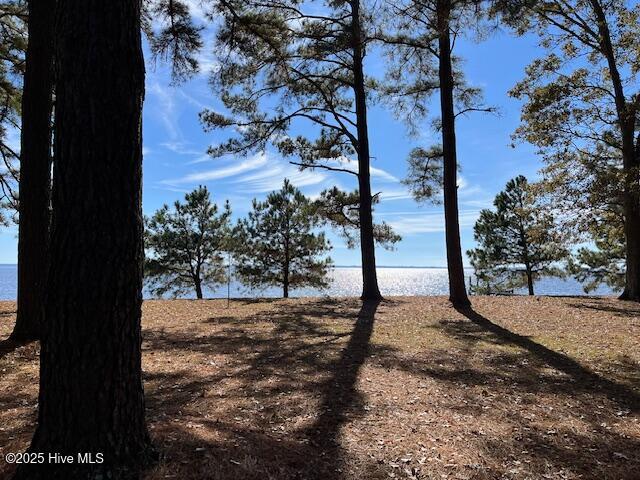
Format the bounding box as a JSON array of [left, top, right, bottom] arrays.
[[11, 0, 55, 341], [525, 264, 535, 296], [622, 139, 640, 300], [13, 1, 155, 478], [351, 0, 382, 301], [194, 276, 203, 299], [283, 230, 290, 298], [436, 0, 470, 307]]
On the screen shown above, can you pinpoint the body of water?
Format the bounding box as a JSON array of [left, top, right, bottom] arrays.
[[0, 264, 615, 300]]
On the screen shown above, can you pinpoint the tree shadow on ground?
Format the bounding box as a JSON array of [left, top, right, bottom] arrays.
[[454, 305, 640, 411], [142, 298, 389, 480], [565, 297, 640, 317], [354, 304, 640, 479]]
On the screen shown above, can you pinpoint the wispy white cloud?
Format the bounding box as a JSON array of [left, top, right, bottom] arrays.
[[148, 81, 182, 141], [331, 156, 399, 183], [162, 153, 268, 185], [234, 160, 327, 192], [388, 209, 480, 235], [378, 187, 413, 202]]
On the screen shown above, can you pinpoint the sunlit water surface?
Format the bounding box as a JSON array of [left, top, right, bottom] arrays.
[[0, 265, 615, 300]]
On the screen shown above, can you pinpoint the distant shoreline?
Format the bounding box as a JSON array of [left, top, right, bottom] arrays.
[[0, 263, 459, 269]]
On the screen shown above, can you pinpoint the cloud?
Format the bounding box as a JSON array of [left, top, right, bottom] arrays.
[[378, 188, 413, 202], [233, 160, 327, 192], [162, 153, 268, 185], [148, 81, 182, 141], [387, 209, 480, 235], [331, 156, 399, 183]]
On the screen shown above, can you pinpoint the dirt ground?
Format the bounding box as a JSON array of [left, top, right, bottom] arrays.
[[1, 296, 639, 480]]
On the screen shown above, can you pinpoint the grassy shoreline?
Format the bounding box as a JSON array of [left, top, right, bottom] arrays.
[[1, 296, 639, 479]]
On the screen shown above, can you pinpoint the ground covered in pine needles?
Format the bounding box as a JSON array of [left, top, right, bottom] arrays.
[[1, 296, 639, 480]]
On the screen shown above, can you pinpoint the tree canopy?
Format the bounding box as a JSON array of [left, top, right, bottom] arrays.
[[0, 0, 25, 225], [233, 179, 332, 298], [468, 176, 568, 295], [145, 186, 232, 299], [506, 0, 640, 299]]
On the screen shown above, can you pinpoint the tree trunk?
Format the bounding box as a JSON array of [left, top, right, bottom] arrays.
[[619, 141, 640, 301], [13, 1, 155, 478], [11, 0, 55, 342], [619, 120, 640, 301], [194, 277, 203, 299], [351, 0, 382, 301], [283, 234, 290, 298], [436, 0, 470, 308], [525, 266, 534, 296]]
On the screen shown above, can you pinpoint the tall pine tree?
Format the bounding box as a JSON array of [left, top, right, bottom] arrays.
[[381, 0, 494, 306], [12, 0, 55, 341], [0, 1, 25, 227], [15, 0, 155, 478], [201, 0, 387, 300]]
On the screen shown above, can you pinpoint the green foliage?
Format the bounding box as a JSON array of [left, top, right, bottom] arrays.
[[402, 146, 444, 203], [200, 0, 399, 270], [380, 0, 494, 130], [0, 0, 26, 224], [143, 0, 203, 82], [506, 0, 640, 290], [203, 0, 369, 165], [233, 179, 332, 297], [145, 186, 231, 298], [313, 187, 401, 250], [380, 0, 495, 204], [467, 176, 568, 294], [568, 211, 626, 293]]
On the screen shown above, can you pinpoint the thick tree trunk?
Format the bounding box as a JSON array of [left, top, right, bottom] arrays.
[[351, 0, 382, 301], [618, 119, 640, 301], [619, 139, 640, 301], [437, 0, 470, 308], [13, 1, 155, 479], [11, 0, 55, 341]]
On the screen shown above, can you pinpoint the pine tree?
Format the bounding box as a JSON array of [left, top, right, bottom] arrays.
[[568, 210, 626, 293], [145, 186, 231, 299], [233, 179, 332, 298], [467, 176, 568, 295], [12, 0, 55, 341], [201, 0, 387, 300], [143, 0, 203, 82], [0, 0, 25, 226], [14, 0, 155, 478], [505, 0, 640, 301], [379, 0, 495, 307]]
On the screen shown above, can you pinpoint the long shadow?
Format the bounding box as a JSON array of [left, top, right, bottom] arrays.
[[455, 305, 640, 411], [139, 298, 389, 480], [304, 299, 381, 479]]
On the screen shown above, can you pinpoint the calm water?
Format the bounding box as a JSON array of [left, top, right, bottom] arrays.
[[0, 264, 615, 300]]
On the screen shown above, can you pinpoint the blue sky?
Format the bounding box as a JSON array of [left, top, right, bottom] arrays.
[[0, 19, 544, 266]]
